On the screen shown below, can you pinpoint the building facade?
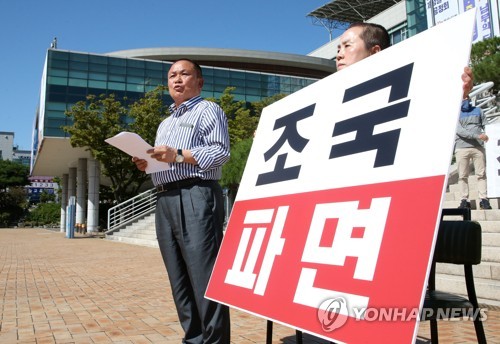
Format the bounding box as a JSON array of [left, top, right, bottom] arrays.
[[31, 0, 499, 233], [31, 47, 337, 232]]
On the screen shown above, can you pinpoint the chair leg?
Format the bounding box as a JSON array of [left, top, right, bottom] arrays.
[[266, 320, 273, 344], [430, 319, 439, 344], [296, 330, 303, 344], [464, 265, 487, 344]]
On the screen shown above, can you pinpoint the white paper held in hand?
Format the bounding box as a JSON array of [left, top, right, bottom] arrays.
[[105, 132, 170, 174]]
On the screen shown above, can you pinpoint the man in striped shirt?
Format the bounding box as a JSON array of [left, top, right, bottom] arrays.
[[133, 59, 230, 343]]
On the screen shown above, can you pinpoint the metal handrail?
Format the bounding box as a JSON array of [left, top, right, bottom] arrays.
[[106, 188, 157, 234]]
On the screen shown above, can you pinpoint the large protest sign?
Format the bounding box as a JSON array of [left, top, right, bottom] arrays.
[[206, 10, 476, 344]]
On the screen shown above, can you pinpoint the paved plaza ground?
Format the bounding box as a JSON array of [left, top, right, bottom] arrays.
[[0, 228, 499, 343]]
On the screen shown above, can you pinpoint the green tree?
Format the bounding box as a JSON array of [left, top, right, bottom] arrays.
[[220, 137, 253, 203], [250, 93, 287, 117], [26, 202, 60, 226], [64, 86, 168, 202], [0, 160, 29, 226], [0, 159, 29, 190], [209, 87, 259, 146], [212, 89, 287, 196], [0, 187, 28, 226], [470, 36, 500, 93]]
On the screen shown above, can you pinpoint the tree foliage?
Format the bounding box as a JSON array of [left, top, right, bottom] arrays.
[[0, 160, 29, 190], [210, 88, 287, 195], [208, 87, 258, 146], [0, 187, 27, 226], [220, 137, 253, 202], [26, 202, 60, 226], [470, 36, 500, 93], [64, 86, 168, 202]]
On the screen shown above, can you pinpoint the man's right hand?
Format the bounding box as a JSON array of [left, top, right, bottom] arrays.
[[132, 157, 148, 171]]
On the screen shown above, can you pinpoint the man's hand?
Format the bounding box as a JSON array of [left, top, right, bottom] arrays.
[[479, 133, 489, 142], [147, 146, 177, 163], [462, 66, 474, 100], [132, 157, 148, 171]]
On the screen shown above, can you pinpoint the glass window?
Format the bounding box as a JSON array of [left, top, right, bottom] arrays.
[[89, 63, 107, 73], [214, 69, 230, 78], [88, 80, 107, 89], [50, 50, 69, 60], [67, 86, 86, 95], [70, 53, 88, 62], [46, 102, 67, 111], [127, 84, 144, 92], [109, 74, 126, 82], [108, 57, 126, 66], [47, 92, 66, 102], [69, 70, 88, 79], [127, 59, 145, 69], [69, 61, 88, 71], [230, 79, 245, 87], [48, 69, 68, 77], [50, 59, 69, 69], [89, 72, 107, 81], [67, 94, 86, 103], [146, 69, 163, 78], [230, 70, 245, 80], [127, 67, 144, 77], [47, 76, 68, 86], [202, 68, 214, 76], [127, 76, 144, 84], [89, 55, 107, 64], [108, 82, 126, 91], [246, 80, 261, 88], [68, 79, 87, 87], [246, 73, 261, 81], [45, 110, 66, 119], [109, 66, 126, 75], [146, 61, 162, 71], [87, 88, 107, 97]]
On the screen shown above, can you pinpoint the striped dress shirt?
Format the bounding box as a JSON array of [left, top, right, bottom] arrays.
[[151, 96, 230, 186]]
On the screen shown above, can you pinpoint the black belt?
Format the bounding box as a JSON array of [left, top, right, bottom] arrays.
[[156, 177, 202, 193]]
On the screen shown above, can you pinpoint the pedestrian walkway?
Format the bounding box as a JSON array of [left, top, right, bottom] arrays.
[[0, 228, 499, 344]]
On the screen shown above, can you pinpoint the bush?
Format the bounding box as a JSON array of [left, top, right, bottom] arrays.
[[27, 202, 60, 226]]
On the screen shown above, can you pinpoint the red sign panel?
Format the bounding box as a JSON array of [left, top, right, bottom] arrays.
[[207, 176, 443, 343]]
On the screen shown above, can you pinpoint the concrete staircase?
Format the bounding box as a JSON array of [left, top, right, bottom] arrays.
[[440, 169, 500, 306], [105, 212, 158, 248]]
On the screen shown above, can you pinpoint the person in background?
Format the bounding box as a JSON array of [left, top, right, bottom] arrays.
[[455, 99, 492, 210], [336, 22, 473, 97], [133, 59, 231, 343]]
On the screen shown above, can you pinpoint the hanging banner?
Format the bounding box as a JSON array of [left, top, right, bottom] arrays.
[[207, 10, 476, 344], [426, 0, 494, 43]]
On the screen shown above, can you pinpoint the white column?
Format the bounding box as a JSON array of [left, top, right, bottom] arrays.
[[76, 158, 87, 227], [59, 174, 69, 233], [87, 158, 100, 233]]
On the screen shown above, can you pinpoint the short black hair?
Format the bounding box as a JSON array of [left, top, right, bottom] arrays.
[[347, 22, 391, 51], [172, 58, 203, 78]]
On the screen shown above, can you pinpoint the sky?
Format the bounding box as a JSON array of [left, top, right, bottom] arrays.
[[0, 0, 339, 151]]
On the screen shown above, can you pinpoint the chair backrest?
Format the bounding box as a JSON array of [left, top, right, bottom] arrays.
[[434, 220, 482, 265]]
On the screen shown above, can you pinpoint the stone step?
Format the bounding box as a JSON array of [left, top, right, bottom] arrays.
[[436, 261, 500, 281], [109, 232, 156, 240], [435, 273, 500, 306], [483, 246, 500, 263], [106, 234, 158, 248]]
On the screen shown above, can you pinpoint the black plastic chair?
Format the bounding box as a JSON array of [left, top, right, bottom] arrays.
[[422, 219, 487, 343]]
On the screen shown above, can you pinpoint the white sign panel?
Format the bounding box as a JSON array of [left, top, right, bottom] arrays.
[[207, 10, 476, 344]]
